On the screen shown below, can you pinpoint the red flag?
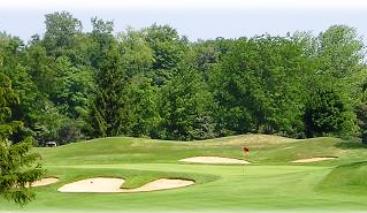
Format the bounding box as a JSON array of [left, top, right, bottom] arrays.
[[243, 146, 250, 153]]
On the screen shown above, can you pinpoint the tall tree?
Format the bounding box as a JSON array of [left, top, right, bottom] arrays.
[[43, 11, 82, 56], [123, 76, 159, 137], [143, 24, 188, 85], [210, 36, 310, 136], [0, 33, 63, 144], [50, 56, 93, 118], [305, 25, 365, 137], [304, 81, 353, 137], [118, 27, 154, 77], [159, 63, 214, 140], [191, 38, 235, 81], [87, 18, 127, 137], [317, 25, 364, 79]]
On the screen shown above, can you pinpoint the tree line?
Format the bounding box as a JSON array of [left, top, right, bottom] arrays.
[[1, 11, 367, 146]]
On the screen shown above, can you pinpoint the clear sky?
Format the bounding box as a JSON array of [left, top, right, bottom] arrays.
[[0, 0, 367, 42]]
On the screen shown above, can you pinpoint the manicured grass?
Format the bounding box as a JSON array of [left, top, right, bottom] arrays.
[[318, 161, 367, 193], [1, 134, 367, 212]]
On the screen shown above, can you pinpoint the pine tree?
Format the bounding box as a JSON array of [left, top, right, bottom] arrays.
[[87, 20, 127, 137], [0, 73, 43, 205]]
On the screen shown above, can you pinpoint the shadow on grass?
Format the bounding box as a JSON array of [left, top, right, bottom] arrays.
[[334, 139, 367, 150]]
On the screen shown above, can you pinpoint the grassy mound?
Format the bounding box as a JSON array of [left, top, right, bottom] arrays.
[[318, 161, 367, 193], [36, 134, 345, 166]]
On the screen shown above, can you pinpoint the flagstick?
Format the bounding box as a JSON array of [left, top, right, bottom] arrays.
[[243, 152, 247, 176], [242, 146, 249, 177]]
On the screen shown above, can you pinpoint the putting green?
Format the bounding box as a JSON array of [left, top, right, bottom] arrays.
[[1, 134, 367, 212]]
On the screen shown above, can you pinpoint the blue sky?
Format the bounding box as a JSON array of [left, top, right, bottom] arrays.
[[0, 0, 366, 42]]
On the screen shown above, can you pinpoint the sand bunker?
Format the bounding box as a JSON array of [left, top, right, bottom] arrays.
[[58, 177, 194, 193], [58, 178, 123, 193], [292, 157, 336, 163], [30, 177, 59, 187], [179, 156, 250, 164]]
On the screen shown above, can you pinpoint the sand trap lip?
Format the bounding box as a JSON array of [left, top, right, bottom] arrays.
[[179, 156, 250, 164], [292, 157, 336, 163], [58, 177, 194, 193], [126, 178, 194, 192], [30, 177, 59, 187]]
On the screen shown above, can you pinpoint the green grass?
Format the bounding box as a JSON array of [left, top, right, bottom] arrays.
[[318, 161, 367, 193], [1, 134, 367, 212]]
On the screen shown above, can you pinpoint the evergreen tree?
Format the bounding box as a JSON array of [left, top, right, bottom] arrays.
[[88, 43, 126, 137], [0, 73, 43, 205], [87, 18, 127, 137]]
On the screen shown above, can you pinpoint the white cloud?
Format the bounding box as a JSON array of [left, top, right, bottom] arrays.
[[1, 0, 367, 10]]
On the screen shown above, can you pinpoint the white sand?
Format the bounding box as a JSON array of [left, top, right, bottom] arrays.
[[292, 157, 336, 163], [179, 156, 250, 164], [58, 177, 194, 193], [58, 178, 124, 193], [30, 177, 59, 187]]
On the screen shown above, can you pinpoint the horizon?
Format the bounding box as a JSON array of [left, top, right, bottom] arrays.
[[1, 0, 367, 42]]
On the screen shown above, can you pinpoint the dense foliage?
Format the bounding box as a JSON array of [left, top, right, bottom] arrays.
[[1, 11, 367, 144]]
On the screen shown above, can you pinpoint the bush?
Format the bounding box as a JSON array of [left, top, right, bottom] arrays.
[[304, 87, 352, 137], [57, 121, 84, 145]]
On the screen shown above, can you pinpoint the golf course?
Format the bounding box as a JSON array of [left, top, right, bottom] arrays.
[[1, 134, 367, 212], [3, 2, 367, 213]]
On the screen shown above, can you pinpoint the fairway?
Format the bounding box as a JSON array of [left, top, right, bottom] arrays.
[[1, 134, 367, 212]]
